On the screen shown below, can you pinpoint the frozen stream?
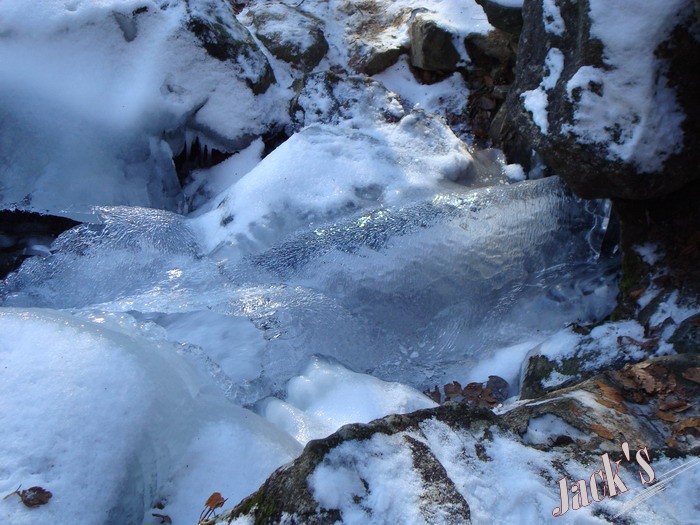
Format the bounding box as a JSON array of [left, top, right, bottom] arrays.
[[0, 175, 617, 524]]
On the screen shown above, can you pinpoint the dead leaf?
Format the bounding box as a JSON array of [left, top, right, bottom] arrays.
[[656, 410, 678, 423], [152, 513, 172, 524], [444, 381, 463, 400], [674, 417, 700, 434], [664, 436, 680, 448], [590, 424, 615, 441], [3, 486, 53, 508], [629, 287, 647, 300], [682, 368, 700, 384], [658, 399, 691, 412], [204, 492, 226, 510]]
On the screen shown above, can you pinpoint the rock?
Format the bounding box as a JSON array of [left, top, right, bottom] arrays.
[[355, 45, 407, 76], [0, 210, 80, 279], [519, 321, 659, 400], [669, 313, 700, 354], [215, 353, 700, 524], [493, 0, 700, 200], [464, 29, 516, 68], [289, 71, 405, 129], [474, 0, 523, 36], [186, 1, 275, 94], [250, 2, 328, 73], [409, 12, 461, 72]]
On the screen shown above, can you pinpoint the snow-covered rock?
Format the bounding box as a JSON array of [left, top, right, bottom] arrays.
[[220, 353, 700, 524], [0, 0, 280, 216], [494, 0, 699, 200], [249, 2, 329, 73]]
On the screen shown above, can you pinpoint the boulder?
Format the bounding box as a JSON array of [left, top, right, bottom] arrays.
[[215, 353, 700, 524], [250, 2, 329, 73], [186, 0, 275, 94], [409, 12, 461, 72], [474, 0, 523, 36], [289, 71, 405, 129], [492, 0, 699, 200]]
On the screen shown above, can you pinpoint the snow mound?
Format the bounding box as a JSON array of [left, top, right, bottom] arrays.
[[0, 0, 281, 215], [259, 356, 437, 445], [0, 308, 300, 525], [193, 112, 473, 253]]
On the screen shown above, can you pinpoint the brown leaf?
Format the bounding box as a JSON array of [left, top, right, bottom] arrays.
[[204, 492, 226, 510], [674, 417, 700, 434], [444, 381, 463, 400], [658, 399, 691, 412], [664, 436, 680, 449], [590, 424, 615, 441], [424, 386, 441, 404], [17, 487, 52, 508], [152, 513, 173, 524], [656, 410, 678, 423], [629, 287, 647, 300], [682, 368, 700, 384]]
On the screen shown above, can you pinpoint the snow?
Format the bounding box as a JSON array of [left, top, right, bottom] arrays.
[[504, 163, 526, 182], [563, 0, 688, 171], [373, 56, 469, 117], [192, 113, 474, 252], [0, 0, 284, 216], [524, 414, 589, 445], [310, 433, 426, 525], [0, 308, 300, 525], [259, 356, 437, 445], [542, 0, 565, 36], [635, 243, 663, 267], [521, 48, 564, 134]]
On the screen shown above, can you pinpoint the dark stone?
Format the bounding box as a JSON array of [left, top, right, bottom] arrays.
[[403, 435, 472, 524], [252, 3, 329, 73], [669, 313, 700, 354], [409, 12, 461, 72], [360, 45, 407, 75], [187, 9, 275, 95], [493, 0, 699, 201], [0, 210, 79, 279], [475, 0, 523, 36]]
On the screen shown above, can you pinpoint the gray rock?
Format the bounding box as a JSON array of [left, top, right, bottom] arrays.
[[409, 12, 461, 72], [493, 0, 699, 200], [251, 2, 329, 73], [215, 353, 700, 524], [186, 1, 275, 94], [289, 71, 405, 129], [474, 0, 523, 36], [353, 44, 407, 75], [669, 313, 700, 354]]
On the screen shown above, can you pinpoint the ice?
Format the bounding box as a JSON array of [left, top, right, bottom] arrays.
[[2, 176, 615, 400], [192, 113, 474, 253], [0, 308, 299, 525], [259, 356, 437, 445]]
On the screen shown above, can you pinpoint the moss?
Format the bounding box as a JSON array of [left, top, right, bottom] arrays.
[[231, 489, 279, 525]]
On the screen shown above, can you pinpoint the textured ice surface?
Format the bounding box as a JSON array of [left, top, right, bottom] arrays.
[[2, 176, 615, 401]]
